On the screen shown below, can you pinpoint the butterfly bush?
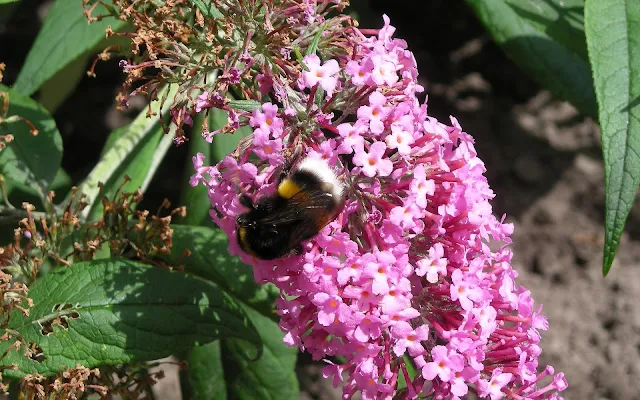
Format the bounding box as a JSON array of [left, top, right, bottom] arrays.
[[187, 7, 567, 400]]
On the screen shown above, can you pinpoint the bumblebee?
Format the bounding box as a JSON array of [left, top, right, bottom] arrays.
[[236, 157, 345, 260]]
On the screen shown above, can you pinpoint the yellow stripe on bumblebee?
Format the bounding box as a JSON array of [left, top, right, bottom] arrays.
[[278, 179, 303, 199]]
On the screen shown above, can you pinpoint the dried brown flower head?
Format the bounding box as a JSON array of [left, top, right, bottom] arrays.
[[83, 0, 353, 143]]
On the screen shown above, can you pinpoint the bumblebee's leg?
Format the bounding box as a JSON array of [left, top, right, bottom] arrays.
[[239, 194, 255, 209], [279, 146, 304, 183], [284, 244, 304, 257]]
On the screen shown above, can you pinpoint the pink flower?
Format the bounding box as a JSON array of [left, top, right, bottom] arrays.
[[249, 102, 283, 137], [370, 54, 398, 86], [357, 91, 389, 134], [385, 126, 414, 155], [337, 253, 372, 286], [315, 231, 358, 256], [553, 373, 568, 391], [477, 369, 513, 400], [322, 360, 346, 388], [422, 345, 465, 382], [256, 73, 273, 94], [364, 251, 395, 295], [170, 106, 192, 127], [410, 164, 435, 208], [252, 128, 283, 164], [473, 305, 497, 339], [307, 139, 339, 166], [389, 203, 420, 231], [354, 368, 393, 400], [450, 269, 482, 311], [336, 121, 367, 154], [190, 153, 207, 186], [343, 280, 377, 311], [415, 242, 447, 283], [391, 321, 428, 357], [353, 141, 392, 177], [312, 293, 350, 326], [352, 313, 383, 343], [345, 59, 373, 86], [380, 281, 412, 315], [451, 367, 478, 397], [191, 12, 565, 400], [195, 91, 213, 113], [301, 54, 340, 97]]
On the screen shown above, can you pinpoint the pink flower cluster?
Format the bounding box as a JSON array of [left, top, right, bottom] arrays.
[[191, 15, 566, 400]]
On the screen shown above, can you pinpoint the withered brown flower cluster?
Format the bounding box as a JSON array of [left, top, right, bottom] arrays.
[[0, 82, 39, 152], [0, 176, 185, 397], [75, 177, 186, 264], [20, 366, 107, 400], [19, 362, 171, 400], [83, 0, 353, 143]]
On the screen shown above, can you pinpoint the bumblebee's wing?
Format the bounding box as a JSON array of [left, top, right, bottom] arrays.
[[286, 210, 334, 241], [256, 187, 338, 225], [254, 188, 344, 255], [281, 192, 338, 249]]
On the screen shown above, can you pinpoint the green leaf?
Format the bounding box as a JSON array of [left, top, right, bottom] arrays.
[[77, 84, 177, 221], [184, 308, 298, 400], [221, 307, 298, 400], [36, 53, 95, 114], [229, 99, 262, 112], [170, 225, 297, 399], [0, 84, 63, 198], [504, 0, 588, 61], [293, 47, 305, 67], [585, 0, 640, 275], [167, 225, 278, 318], [189, 0, 224, 19], [182, 341, 227, 400], [140, 128, 174, 192], [0, 259, 261, 378], [397, 355, 417, 390], [305, 24, 326, 56], [4, 168, 72, 211], [466, 0, 598, 119], [178, 109, 252, 227], [37, 29, 133, 114], [85, 121, 164, 221], [178, 113, 213, 227], [0, 0, 20, 4], [12, 0, 127, 96], [211, 110, 253, 162]]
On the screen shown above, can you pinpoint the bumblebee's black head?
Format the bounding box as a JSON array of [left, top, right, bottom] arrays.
[[236, 211, 295, 260]]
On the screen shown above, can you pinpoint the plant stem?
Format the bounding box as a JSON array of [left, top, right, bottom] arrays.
[[0, 207, 47, 223]]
